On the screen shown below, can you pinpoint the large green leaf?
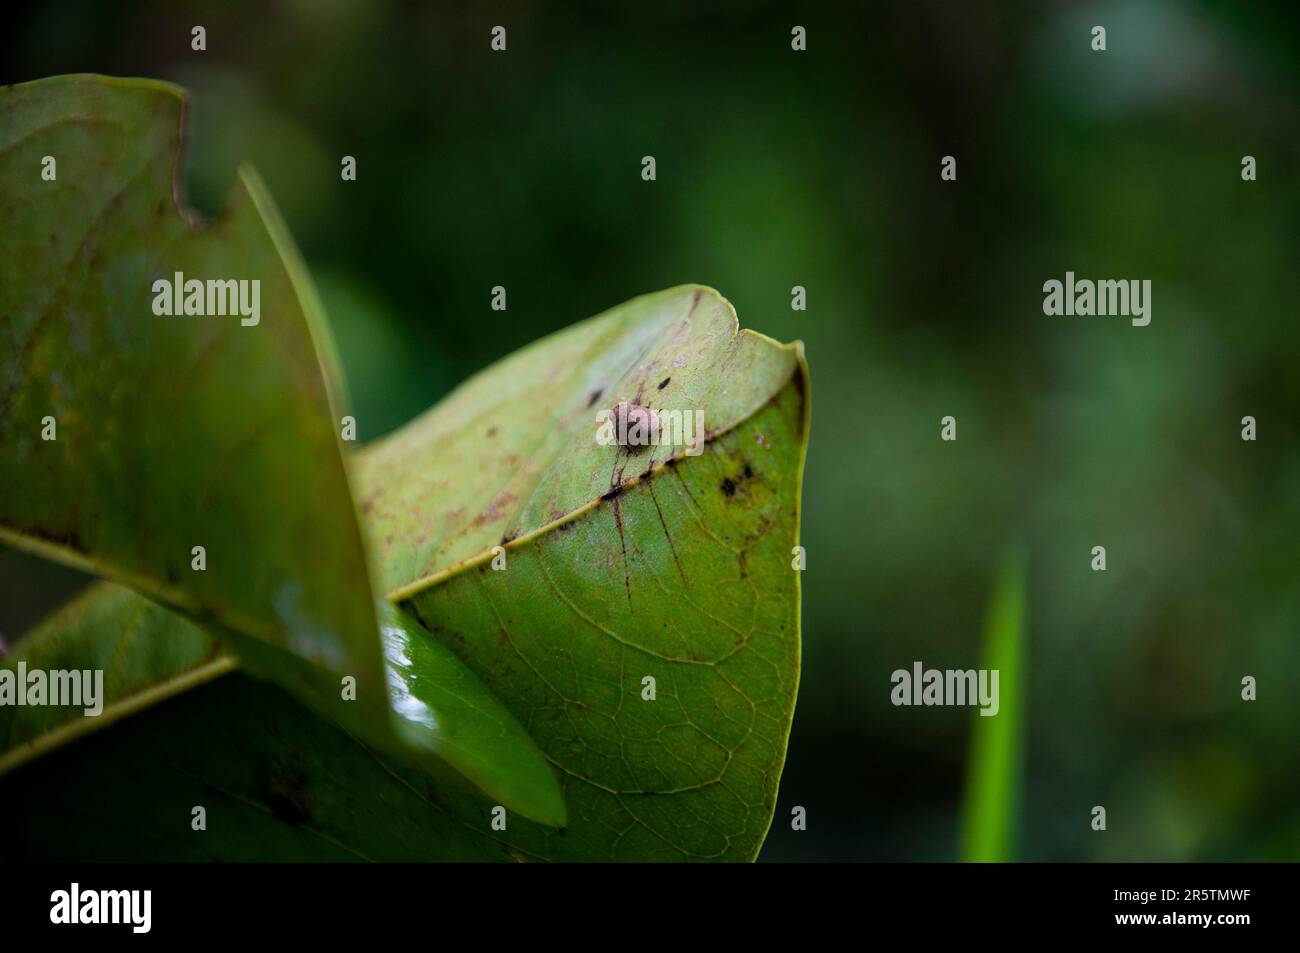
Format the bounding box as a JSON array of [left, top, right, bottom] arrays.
[[2, 286, 808, 859], [362, 286, 810, 858], [3, 363, 806, 859], [0, 75, 563, 825], [0, 76, 810, 860], [0, 76, 380, 700], [0, 582, 563, 837], [398, 380, 808, 859]]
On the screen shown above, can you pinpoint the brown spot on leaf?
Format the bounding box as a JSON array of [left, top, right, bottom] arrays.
[[472, 489, 516, 527]]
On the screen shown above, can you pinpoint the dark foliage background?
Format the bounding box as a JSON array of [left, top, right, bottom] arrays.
[[3, 0, 1298, 860]]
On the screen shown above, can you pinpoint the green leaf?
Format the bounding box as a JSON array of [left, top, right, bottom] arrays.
[[374, 599, 566, 823], [359, 285, 802, 598], [397, 377, 808, 859], [0, 76, 810, 859], [4, 357, 805, 859], [0, 582, 231, 776], [960, 551, 1027, 862], [1, 582, 566, 835], [2, 286, 809, 859], [0, 75, 383, 710], [0, 75, 564, 826], [3, 656, 532, 861], [357, 284, 810, 859]]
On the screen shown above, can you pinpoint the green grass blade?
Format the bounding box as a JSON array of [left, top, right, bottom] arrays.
[[960, 550, 1027, 862]]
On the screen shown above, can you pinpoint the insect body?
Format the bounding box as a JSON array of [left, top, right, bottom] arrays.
[[609, 400, 660, 453]]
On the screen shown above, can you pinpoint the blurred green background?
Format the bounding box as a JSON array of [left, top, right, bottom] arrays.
[[3, 0, 1298, 861]]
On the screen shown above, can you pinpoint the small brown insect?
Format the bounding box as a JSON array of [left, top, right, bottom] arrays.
[[610, 400, 660, 453]]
